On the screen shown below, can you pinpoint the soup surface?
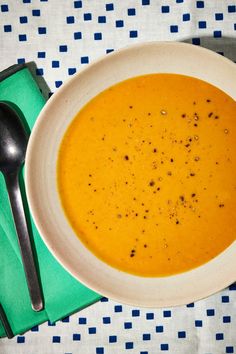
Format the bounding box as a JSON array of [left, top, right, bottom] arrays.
[[57, 74, 236, 277]]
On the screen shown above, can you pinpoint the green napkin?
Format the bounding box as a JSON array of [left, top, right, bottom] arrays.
[[0, 64, 101, 338]]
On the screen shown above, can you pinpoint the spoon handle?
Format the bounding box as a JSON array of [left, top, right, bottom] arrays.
[[4, 171, 43, 312]]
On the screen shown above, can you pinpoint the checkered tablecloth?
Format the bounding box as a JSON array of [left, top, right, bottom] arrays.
[[0, 1, 236, 353]]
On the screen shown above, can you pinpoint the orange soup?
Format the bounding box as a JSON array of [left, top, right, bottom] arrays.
[[57, 74, 236, 277]]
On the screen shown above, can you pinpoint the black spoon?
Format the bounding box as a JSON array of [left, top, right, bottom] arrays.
[[0, 303, 14, 338], [0, 102, 43, 312]]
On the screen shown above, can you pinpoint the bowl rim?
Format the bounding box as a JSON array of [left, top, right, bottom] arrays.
[[25, 41, 236, 307]]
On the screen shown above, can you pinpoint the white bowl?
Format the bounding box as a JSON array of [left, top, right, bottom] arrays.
[[25, 42, 236, 307]]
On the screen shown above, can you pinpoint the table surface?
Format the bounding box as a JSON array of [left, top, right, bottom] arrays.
[[1, 1, 236, 353]]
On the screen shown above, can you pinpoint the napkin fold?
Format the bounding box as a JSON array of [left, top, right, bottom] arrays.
[[0, 64, 101, 338]]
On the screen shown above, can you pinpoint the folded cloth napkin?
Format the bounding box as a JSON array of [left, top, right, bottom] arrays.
[[0, 64, 101, 338]]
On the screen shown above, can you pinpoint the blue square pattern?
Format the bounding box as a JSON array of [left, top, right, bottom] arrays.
[[96, 348, 104, 354], [67, 16, 75, 24], [170, 25, 178, 32], [88, 327, 96, 334], [84, 13, 92, 21], [98, 16, 106, 23], [186, 302, 194, 308], [59, 45, 68, 52], [52, 60, 60, 68], [196, 1, 204, 8], [4, 25, 12, 32], [48, 321, 56, 326], [213, 30, 222, 37], [198, 21, 206, 28], [178, 331, 186, 338], [94, 32, 102, 40], [17, 336, 25, 343], [100, 297, 109, 302], [216, 333, 224, 340], [114, 305, 122, 312], [109, 335, 117, 343], [74, 1, 82, 8], [36, 68, 44, 76], [192, 37, 201, 45], [128, 8, 136, 16], [183, 13, 190, 21], [223, 316, 231, 323], [68, 68, 76, 75], [106, 3, 114, 11], [20, 16, 28, 23], [161, 6, 170, 13], [160, 344, 169, 351], [222, 295, 229, 303], [74, 31, 82, 40], [19, 34, 27, 41], [61, 316, 70, 323], [229, 283, 236, 290], [1, 4, 9, 12], [31, 325, 39, 332], [103, 317, 111, 324], [206, 309, 215, 316], [116, 20, 124, 27], [52, 336, 61, 343], [146, 312, 154, 320], [195, 320, 203, 327], [226, 347, 234, 353], [125, 342, 134, 350], [143, 333, 151, 341], [81, 56, 89, 64], [130, 30, 138, 37], [106, 48, 114, 53], [156, 325, 164, 333], [163, 310, 171, 317], [38, 27, 46, 34], [142, 0, 150, 5], [124, 322, 132, 329], [73, 334, 81, 341], [215, 13, 223, 20], [38, 51, 45, 58], [132, 309, 140, 317], [32, 9, 40, 16], [78, 317, 87, 325], [228, 5, 236, 13], [17, 58, 25, 64]]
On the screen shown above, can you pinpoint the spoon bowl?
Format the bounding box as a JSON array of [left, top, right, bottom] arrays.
[[0, 103, 28, 174]]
